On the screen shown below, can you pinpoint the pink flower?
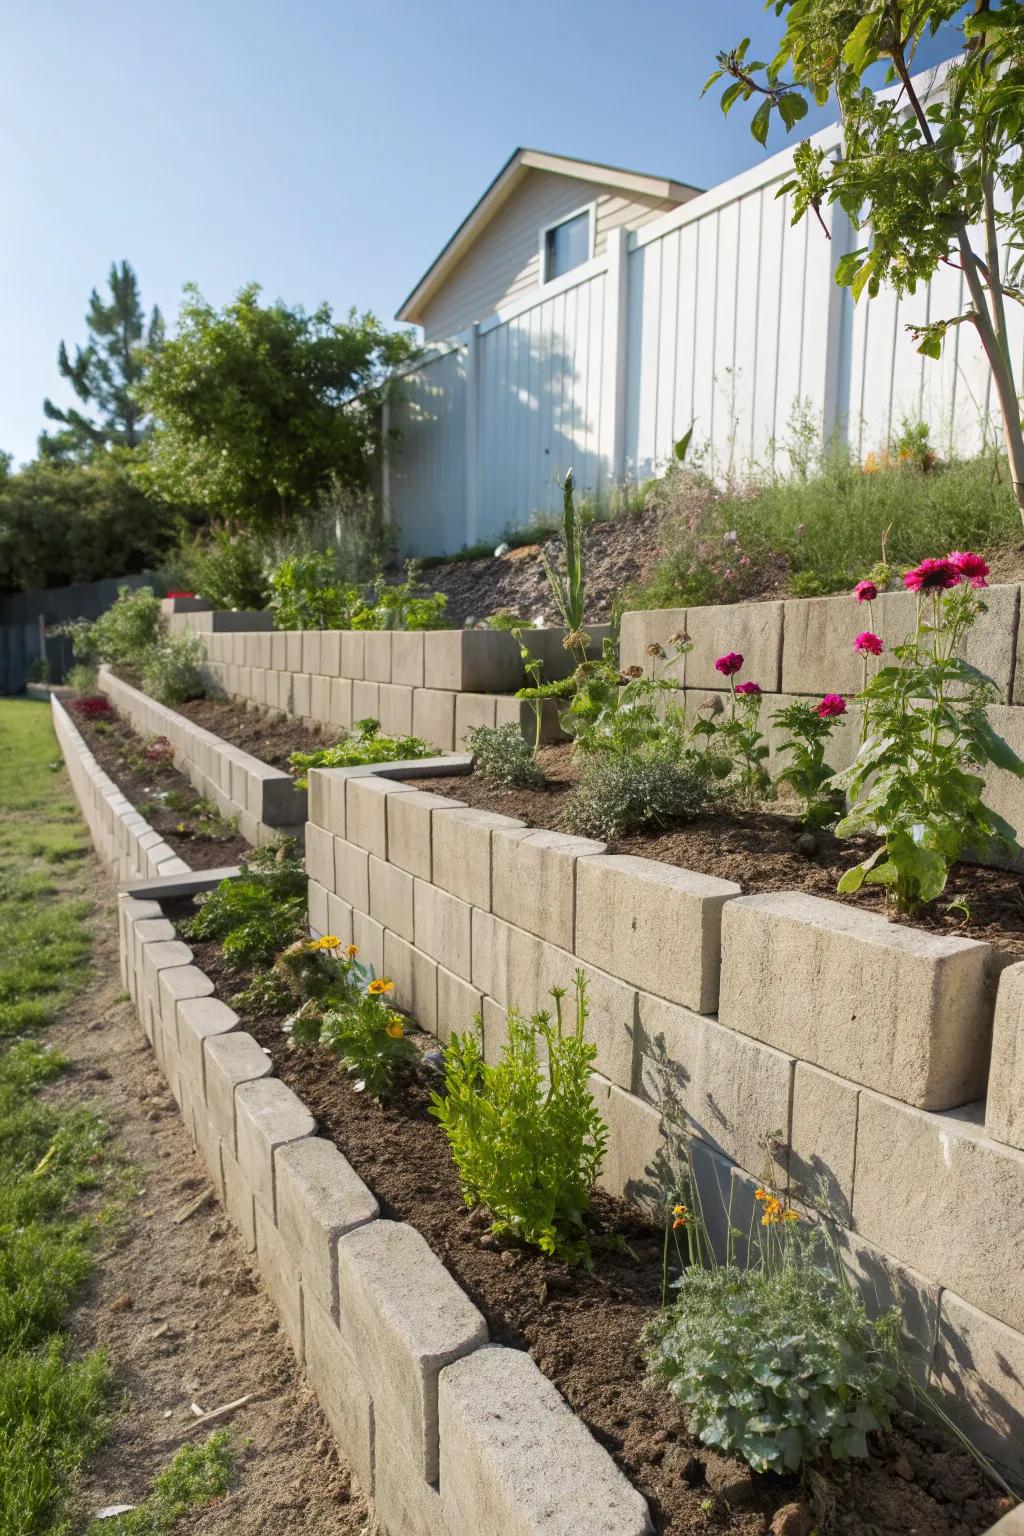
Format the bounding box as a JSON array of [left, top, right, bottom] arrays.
[[948, 550, 989, 589], [903, 557, 960, 593], [854, 579, 878, 604], [715, 652, 744, 677], [817, 694, 847, 718], [854, 631, 883, 657], [735, 681, 762, 696]]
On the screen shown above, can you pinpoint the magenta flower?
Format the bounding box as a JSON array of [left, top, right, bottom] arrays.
[[735, 681, 762, 696], [854, 631, 883, 657], [903, 557, 960, 593], [715, 652, 744, 677], [948, 550, 989, 589], [854, 579, 878, 604], [817, 694, 847, 719]]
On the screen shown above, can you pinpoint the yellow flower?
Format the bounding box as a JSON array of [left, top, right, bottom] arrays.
[[345, 944, 359, 958], [672, 1203, 686, 1218], [317, 935, 340, 949], [782, 1209, 801, 1223], [367, 977, 394, 996], [384, 1020, 404, 1039]]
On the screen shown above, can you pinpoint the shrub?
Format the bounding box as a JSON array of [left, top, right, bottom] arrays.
[[467, 722, 545, 789], [563, 751, 712, 839], [64, 663, 98, 695], [431, 974, 608, 1265], [183, 843, 307, 967], [645, 1235, 900, 1475], [288, 718, 431, 788], [173, 526, 270, 611], [268, 551, 356, 630], [140, 631, 206, 706], [286, 938, 418, 1099], [65, 585, 161, 667]]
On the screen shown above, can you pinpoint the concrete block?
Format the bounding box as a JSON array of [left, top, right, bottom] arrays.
[[321, 630, 342, 676], [326, 892, 354, 947], [275, 1138, 378, 1320], [329, 675, 353, 729], [492, 827, 605, 952], [378, 682, 414, 738], [493, 695, 567, 744], [782, 595, 869, 697], [292, 672, 312, 718], [423, 629, 522, 693], [590, 1073, 680, 1213], [636, 994, 793, 1180], [303, 1293, 374, 1495], [413, 879, 472, 980], [853, 1091, 1024, 1334], [932, 1291, 1024, 1478], [454, 691, 497, 747], [353, 909, 385, 976], [413, 688, 457, 752], [235, 1077, 316, 1219], [618, 607, 688, 687], [220, 1140, 256, 1250], [254, 1199, 304, 1362], [576, 855, 739, 1014], [987, 960, 1024, 1149], [392, 630, 426, 688], [369, 855, 415, 941], [346, 776, 415, 860], [684, 599, 784, 692], [204, 1031, 274, 1153], [436, 967, 483, 1045], [388, 788, 465, 881], [375, 1417, 453, 1536], [308, 763, 382, 837], [335, 837, 370, 912], [176, 996, 238, 1107], [438, 1345, 652, 1536], [156, 965, 214, 1082], [719, 891, 994, 1109], [270, 631, 288, 670], [789, 1061, 858, 1222], [352, 679, 379, 722], [341, 630, 365, 681], [301, 630, 323, 677], [304, 821, 335, 889], [363, 631, 393, 683], [385, 932, 438, 1032], [832, 1228, 940, 1383], [283, 631, 302, 672], [310, 673, 332, 723], [335, 1220, 487, 1483], [308, 878, 329, 935], [432, 807, 526, 911]]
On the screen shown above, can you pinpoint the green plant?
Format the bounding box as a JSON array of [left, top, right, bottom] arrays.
[[467, 722, 545, 790], [64, 663, 97, 695], [694, 661, 771, 806], [286, 937, 418, 1098], [349, 569, 449, 631], [183, 843, 307, 967], [139, 630, 206, 706], [27, 657, 49, 684], [268, 551, 359, 631], [834, 556, 1024, 912], [541, 469, 589, 664], [559, 635, 691, 756], [174, 525, 270, 611], [771, 700, 845, 830], [85, 1432, 234, 1535], [431, 974, 608, 1266], [64, 585, 161, 667], [289, 718, 431, 788], [563, 751, 713, 839]]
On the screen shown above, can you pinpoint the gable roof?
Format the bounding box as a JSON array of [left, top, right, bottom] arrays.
[[395, 147, 701, 326]]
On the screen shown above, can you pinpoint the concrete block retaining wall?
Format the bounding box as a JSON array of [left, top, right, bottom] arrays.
[[306, 760, 1024, 1481], [97, 667, 306, 848]]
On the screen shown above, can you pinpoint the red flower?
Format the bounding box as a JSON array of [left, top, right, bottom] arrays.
[[854, 631, 883, 657], [903, 558, 960, 593], [735, 681, 762, 696], [715, 652, 744, 677], [817, 694, 847, 718], [854, 579, 878, 604], [948, 551, 989, 589]]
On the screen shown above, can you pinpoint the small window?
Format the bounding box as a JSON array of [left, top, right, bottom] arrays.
[[543, 208, 591, 282]]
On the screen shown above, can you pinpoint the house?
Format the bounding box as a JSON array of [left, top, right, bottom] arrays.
[[395, 148, 701, 343]]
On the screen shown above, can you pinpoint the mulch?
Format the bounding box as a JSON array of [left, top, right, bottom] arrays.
[[165, 697, 333, 772]]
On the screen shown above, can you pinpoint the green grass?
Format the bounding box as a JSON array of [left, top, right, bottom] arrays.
[[82, 1433, 234, 1535], [626, 448, 1021, 613], [0, 698, 117, 1535]]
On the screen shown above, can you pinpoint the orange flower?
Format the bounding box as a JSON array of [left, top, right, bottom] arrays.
[[367, 977, 394, 996], [384, 1020, 404, 1039], [345, 943, 359, 958]]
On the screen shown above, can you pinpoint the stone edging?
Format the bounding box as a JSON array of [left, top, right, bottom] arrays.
[[51, 694, 189, 883]]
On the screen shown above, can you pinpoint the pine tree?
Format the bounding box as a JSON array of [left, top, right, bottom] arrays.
[[40, 261, 164, 460]]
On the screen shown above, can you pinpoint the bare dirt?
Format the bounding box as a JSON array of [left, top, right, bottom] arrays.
[[408, 744, 1024, 965], [70, 700, 250, 870], [52, 876, 374, 1533], [180, 917, 1011, 1536], [173, 697, 334, 771]]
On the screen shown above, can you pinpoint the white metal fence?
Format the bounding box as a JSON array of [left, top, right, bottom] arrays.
[[387, 74, 1024, 558]]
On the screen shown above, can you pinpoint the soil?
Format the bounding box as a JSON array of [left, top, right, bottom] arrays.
[[69, 699, 250, 870], [172, 696, 334, 772], [421, 504, 669, 625], [178, 913, 1012, 1536], [407, 744, 1024, 965], [54, 872, 373, 1533]]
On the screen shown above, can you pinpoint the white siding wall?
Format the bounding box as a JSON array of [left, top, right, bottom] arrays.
[[388, 344, 468, 557]]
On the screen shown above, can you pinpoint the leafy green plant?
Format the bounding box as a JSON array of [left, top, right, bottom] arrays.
[[289, 718, 431, 788], [63, 585, 161, 667], [139, 630, 206, 706], [349, 570, 449, 631], [64, 663, 98, 695], [834, 556, 1024, 912], [467, 722, 545, 790], [694, 658, 771, 806], [86, 1432, 234, 1534], [183, 843, 307, 967], [286, 937, 418, 1098], [541, 469, 590, 665], [559, 635, 690, 756], [431, 974, 608, 1266], [173, 525, 270, 611], [772, 700, 845, 830], [563, 750, 712, 839], [268, 551, 358, 631]]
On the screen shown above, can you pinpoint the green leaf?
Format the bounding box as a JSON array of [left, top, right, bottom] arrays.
[[674, 425, 695, 462], [751, 99, 772, 146], [917, 331, 944, 360], [842, 14, 878, 72], [720, 80, 745, 114], [778, 92, 808, 131], [849, 253, 877, 303], [701, 68, 724, 96]]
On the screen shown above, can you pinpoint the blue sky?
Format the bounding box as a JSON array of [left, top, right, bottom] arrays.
[[1, 1, 961, 466]]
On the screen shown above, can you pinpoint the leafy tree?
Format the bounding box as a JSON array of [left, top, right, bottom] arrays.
[[136, 283, 414, 529], [709, 4, 1024, 521], [40, 261, 164, 459]]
